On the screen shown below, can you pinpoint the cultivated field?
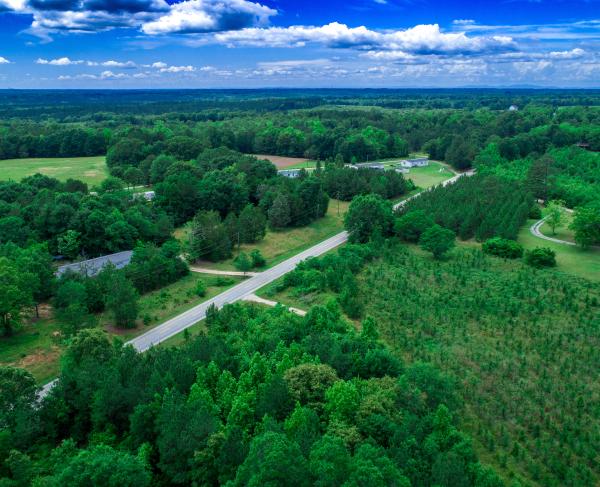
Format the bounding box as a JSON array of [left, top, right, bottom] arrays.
[[0, 156, 108, 186]]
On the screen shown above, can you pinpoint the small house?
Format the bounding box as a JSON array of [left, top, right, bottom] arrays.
[[278, 169, 302, 178], [399, 157, 429, 168]]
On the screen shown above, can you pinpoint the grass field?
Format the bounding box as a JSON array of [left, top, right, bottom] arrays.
[[518, 219, 600, 281], [405, 161, 454, 189], [0, 156, 108, 186], [0, 273, 242, 384], [539, 211, 576, 244]]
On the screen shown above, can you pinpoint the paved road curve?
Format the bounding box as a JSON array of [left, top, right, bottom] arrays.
[[39, 170, 471, 398]]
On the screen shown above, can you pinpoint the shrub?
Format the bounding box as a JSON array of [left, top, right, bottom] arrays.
[[529, 204, 542, 219], [482, 237, 524, 259], [194, 280, 206, 297], [250, 249, 266, 268], [524, 247, 556, 268]]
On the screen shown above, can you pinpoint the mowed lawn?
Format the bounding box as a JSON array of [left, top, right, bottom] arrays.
[[404, 161, 454, 189], [0, 273, 242, 385], [518, 219, 600, 281], [0, 156, 108, 186]]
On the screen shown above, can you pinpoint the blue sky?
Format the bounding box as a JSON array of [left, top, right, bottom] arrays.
[[0, 0, 599, 88]]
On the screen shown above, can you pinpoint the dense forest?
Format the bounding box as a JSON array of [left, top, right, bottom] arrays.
[[272, 241, 600, 487], [1, 301, 504, 486], [1, 89, 599, 487]]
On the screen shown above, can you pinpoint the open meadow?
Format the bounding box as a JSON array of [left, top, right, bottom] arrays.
[[0, 156, 108, 186]]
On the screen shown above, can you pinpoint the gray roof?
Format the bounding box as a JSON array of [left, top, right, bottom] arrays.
[[56, 250, 133, 277]]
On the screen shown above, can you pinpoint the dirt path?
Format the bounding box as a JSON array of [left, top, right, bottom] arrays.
[[189, 267, 260, 277], [243, 294, 307, 316]]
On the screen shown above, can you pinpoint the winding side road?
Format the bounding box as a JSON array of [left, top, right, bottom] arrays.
[[39, 170, 472, 399], [530, 217, 577, 247]]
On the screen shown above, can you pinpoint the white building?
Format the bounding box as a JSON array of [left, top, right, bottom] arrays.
[[399, 157, 429, 168], [278, 169, 302, 178]]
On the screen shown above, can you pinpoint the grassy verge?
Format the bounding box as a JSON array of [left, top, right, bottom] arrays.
[[184, 199, 351, 272], [0, 156, 108, 186], [0, 273, 242, 384]]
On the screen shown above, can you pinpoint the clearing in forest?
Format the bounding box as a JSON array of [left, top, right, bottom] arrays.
[[0, 156, 108, 186]]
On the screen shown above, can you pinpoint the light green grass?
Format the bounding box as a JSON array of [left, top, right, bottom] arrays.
[[539, 212, 576, 244], [0, 273, 242, 384], [0, 156, 108, 186], [404, 162, 454, 189], [518, 220, 600, 282], [0, 311, 62, 384]]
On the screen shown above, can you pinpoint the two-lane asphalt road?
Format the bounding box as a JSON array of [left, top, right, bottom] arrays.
[[39, 169, 472, 398], [128, 231, 348, 351], [129, 170, 472, 352]]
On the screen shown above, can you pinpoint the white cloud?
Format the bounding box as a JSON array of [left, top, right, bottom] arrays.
[[214, 22, 516, 55], [549, 48, 585, 59], [159, 65, 196, 72], [0, 56, 10, 64], [0, 0, 25, 11], [36, 56, 83, 65], [150, 61, 167, 68], [142, 0, 276, 35], [102, 60, 137, 67]]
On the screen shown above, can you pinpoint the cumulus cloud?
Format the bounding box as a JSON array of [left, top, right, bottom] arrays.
[[6, 0, 275, 37], [0, 56, 10, 63], [0, 0, 25, 11], [214, 23, 516, 55], [141, 0, 276, 35], [36, 56, 83, 64]]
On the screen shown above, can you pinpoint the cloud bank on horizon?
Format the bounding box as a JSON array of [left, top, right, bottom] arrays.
[[0, 0, 598, 88]]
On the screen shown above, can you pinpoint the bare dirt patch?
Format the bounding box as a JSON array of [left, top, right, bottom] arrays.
[[252, 154, 310, 168], [16, 346, 61, 369]]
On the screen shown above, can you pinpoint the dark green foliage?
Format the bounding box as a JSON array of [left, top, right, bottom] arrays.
[[402, 174, 532, 241], [105, 271, 139, 328], [233, 252, 252, 274], [250, 249, 266, 268], [5, 287, 500, 487], [419, 224, 456, 259], [238, 204, 267, 244], [47, 444, 151, 487], [186, 210, 233, 262], [321, 166, 411, 201], [570, 204, 600, 248], [126, 240, 189, 293], [524, 247, 556, 268], [482, 237, 524, 259], [345, 194, 394, 243], [268, 194, 292, 229], [394, 209, 434, 243]]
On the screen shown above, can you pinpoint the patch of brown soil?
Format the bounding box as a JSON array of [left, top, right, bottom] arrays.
[[17, 346, 61, 368], [252, 154, 310, 169]]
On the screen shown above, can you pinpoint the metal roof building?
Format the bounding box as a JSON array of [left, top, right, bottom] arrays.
[[56, 250, 133, 277]]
